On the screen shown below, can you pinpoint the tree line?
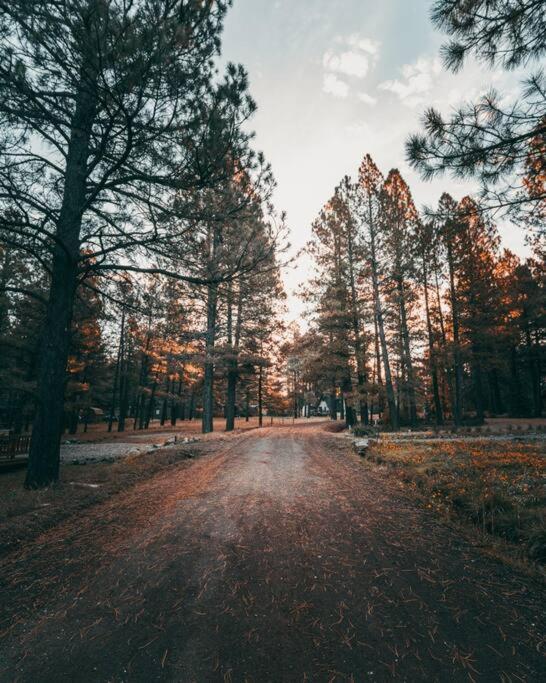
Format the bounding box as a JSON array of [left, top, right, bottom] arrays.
[[297, 159, 543, 429], [294, 0, 545, 429], [0, 0, 288, 488]]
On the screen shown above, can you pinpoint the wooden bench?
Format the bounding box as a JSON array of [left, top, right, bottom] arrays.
[[0, 431, 31, 460]]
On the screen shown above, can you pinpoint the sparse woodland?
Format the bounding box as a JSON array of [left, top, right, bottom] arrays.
[[299, 157, 544, 430], [297, 0, 545, 431], [0, 2, 545, 680], [0, 0, 288, 488], [0, 0, 543, 490]]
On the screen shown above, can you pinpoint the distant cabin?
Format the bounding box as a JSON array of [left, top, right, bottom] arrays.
[[317, 399, 330, 415]]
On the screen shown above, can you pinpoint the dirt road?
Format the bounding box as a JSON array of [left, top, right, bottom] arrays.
[[0, 424, 544, 682]]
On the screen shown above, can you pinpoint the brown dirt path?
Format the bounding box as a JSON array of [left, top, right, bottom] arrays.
[[0, 423, 544, 682]]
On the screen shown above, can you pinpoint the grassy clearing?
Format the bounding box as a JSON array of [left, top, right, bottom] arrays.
[[364, 437, 546, 565]]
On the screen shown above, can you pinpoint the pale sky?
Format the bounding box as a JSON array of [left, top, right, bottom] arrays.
[[221, 0, 530, 320]]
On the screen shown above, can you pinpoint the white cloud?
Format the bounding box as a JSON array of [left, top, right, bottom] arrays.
[[323, 73, 349, 98], [323, 50, 371, 79], [378, 56, 442, 108], [345, 35, 381, 56], [322, 34, 381, 98], [357, 92, 377, 106]]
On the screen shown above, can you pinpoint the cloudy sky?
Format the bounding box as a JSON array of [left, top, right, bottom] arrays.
[[221, 0, 529, 319]]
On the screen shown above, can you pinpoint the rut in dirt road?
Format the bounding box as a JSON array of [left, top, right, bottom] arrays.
[[0, 424, 544, 682]]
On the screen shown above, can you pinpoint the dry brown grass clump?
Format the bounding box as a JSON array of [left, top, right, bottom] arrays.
[[365, 438, 546, 564]]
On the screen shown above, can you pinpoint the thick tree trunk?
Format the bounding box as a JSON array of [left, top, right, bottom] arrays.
[[25, 71, 97, 489]]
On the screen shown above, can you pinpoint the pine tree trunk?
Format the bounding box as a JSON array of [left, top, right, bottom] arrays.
[[160, 396, 168, 426], [433, 261, 453, 421], [25, 70, 97, 489], [145, 379, 157, 429], [526, 328, 541, 416], [225, 285, 243, 432], [117, 328, 129, 433], [371, 260, 398, 429], [423, 259, 443, 425], [132, 394, 141, 430], [488, 367, 504, 415], [509, 346, 524, 416], [397, 282, 417, 426], [170, 379, 178, 426], [329, 391, 337, 420], [118, 372, 129, 433], [447, 245, 463, 425], [346, 222, 368, 424], [533, 329, 542, 417], [258, 365, 263, 427], [226, 368, 237, 431], [472, 356, 485, 424], [202, 282, 217, 434], [188, 391, 195, 421]]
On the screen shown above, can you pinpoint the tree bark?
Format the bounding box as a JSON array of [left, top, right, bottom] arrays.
[[346, 220, 368, 424], [225, 285, 243, 432], [25, 68, 98, 488], [202, 282, 218, 434], [423, 258, 443, 425], [526, 327, 542, 417], [258, 365, 263, 427], [447, 243, 463, 425], [369, 231, 398, 430], [397, 280, 417, 426]]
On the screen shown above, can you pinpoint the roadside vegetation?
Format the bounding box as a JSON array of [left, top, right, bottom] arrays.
[[360, 434, 546, 567]]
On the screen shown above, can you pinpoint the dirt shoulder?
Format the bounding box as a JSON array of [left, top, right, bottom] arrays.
[[0, 434, 233, 559]]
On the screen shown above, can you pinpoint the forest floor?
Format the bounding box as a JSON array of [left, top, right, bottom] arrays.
[[0, 422, 544, 682], [60, 416, 289, 445]]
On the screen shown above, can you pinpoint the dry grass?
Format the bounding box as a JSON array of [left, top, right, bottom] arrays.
[[364, 437, 546, 565]]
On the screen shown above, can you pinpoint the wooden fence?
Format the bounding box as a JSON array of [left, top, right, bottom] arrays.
[[0, 432, 31, 460]]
